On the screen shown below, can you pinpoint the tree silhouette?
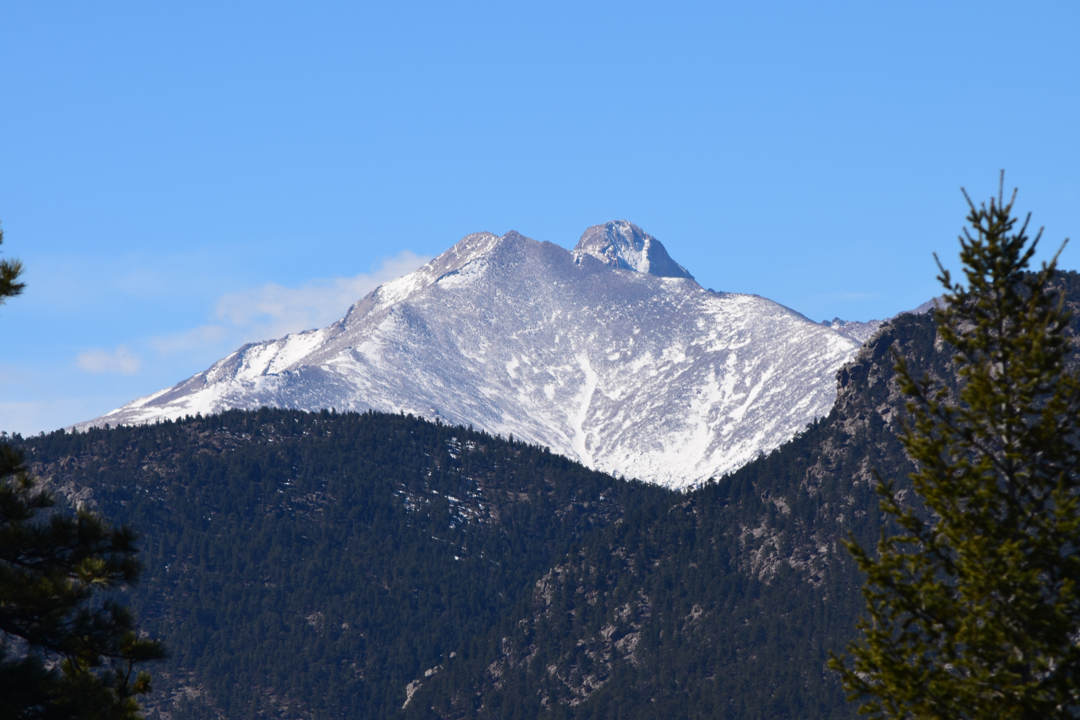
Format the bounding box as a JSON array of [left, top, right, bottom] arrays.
[[1, 226, 166, 719], [832, 176, 1080, 718]]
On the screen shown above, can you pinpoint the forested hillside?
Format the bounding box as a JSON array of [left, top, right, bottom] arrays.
[[407, 312, 946, 720], [19, 410, 667, 718], [13, 271, 1080, 719]]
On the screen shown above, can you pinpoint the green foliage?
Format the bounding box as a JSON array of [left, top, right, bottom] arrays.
[[404, 308, 1003, 720], [16, 255, 1080, 718], [17, 409, 663, 718], [406, 345, 920, 718], [15, 306, 986, 720], [831, 180, 1080, 718], [0, 224, 26, 306], [1, 444, 167, 719], [1, 226, 165, 719]]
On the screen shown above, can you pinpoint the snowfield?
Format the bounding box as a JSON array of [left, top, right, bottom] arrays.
[[81, 221, 866, 489]]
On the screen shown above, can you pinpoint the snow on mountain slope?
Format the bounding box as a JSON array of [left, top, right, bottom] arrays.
[[819, 317, 884, 344], [80, 221, 862, 488], [573, 220, 693, 279]]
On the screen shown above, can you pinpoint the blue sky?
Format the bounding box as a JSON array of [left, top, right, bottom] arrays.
[[1, 1, 1078, 435]]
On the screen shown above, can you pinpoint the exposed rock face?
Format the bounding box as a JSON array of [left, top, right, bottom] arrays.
[[572, 220, 693, 279], [79, 221, 863, 488]]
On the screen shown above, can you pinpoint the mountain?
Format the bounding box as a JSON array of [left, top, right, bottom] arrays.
[[406, 311, 942, 720], [10, 307, 956, 720], [818, 317, 883, 344], [81, 221, 864, 488], [572, 220, 693, 279], [22, 410, 671, 719], [19, 271, 1080, 719], [405, 271, 1080, 720]]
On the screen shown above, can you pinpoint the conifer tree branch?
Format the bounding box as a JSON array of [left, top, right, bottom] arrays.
[[830, 176, 1080, 719]]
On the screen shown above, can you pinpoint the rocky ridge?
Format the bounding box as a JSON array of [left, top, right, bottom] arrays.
[[81, 221, 865, 488]]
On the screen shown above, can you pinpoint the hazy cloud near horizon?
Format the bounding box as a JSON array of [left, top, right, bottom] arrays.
[[76, 345, 143, 375], [75, 250, 432, 378], [212, 251, 430, 343]]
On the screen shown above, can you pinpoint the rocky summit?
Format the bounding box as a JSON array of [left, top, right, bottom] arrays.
[[81, 221, 865, 488]]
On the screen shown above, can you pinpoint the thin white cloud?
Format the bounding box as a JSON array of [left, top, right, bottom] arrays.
[[76, 345, 143, 375], [151, 250, 431, 359], [214, 251, 428, 339]]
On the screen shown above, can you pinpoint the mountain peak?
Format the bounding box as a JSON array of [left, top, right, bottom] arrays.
[[79, 220, 866, 487], [573, 221, 693, 280], [428, 231, 502, 274]]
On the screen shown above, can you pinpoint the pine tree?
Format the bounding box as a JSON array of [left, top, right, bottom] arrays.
[[1, 227, 166, 719], [830, 176, 1080, 718], [0, 225, 26, 305]]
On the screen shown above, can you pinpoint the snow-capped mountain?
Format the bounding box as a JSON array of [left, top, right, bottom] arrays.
[[81, 221, 864, 488], [819, 317, 883, 344]]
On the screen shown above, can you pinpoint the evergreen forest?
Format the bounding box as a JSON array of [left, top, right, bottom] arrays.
[[10, 270, 1080, 719]]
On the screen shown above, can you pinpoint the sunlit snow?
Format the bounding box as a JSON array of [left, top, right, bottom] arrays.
[[81, 221, 868, 489]]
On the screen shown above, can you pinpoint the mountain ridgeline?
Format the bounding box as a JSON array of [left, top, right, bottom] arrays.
[[402, 311, 946, 720], [80, 221, 863, 488], [23, 411, 665, 718], [18, 271, 1080, 719]]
